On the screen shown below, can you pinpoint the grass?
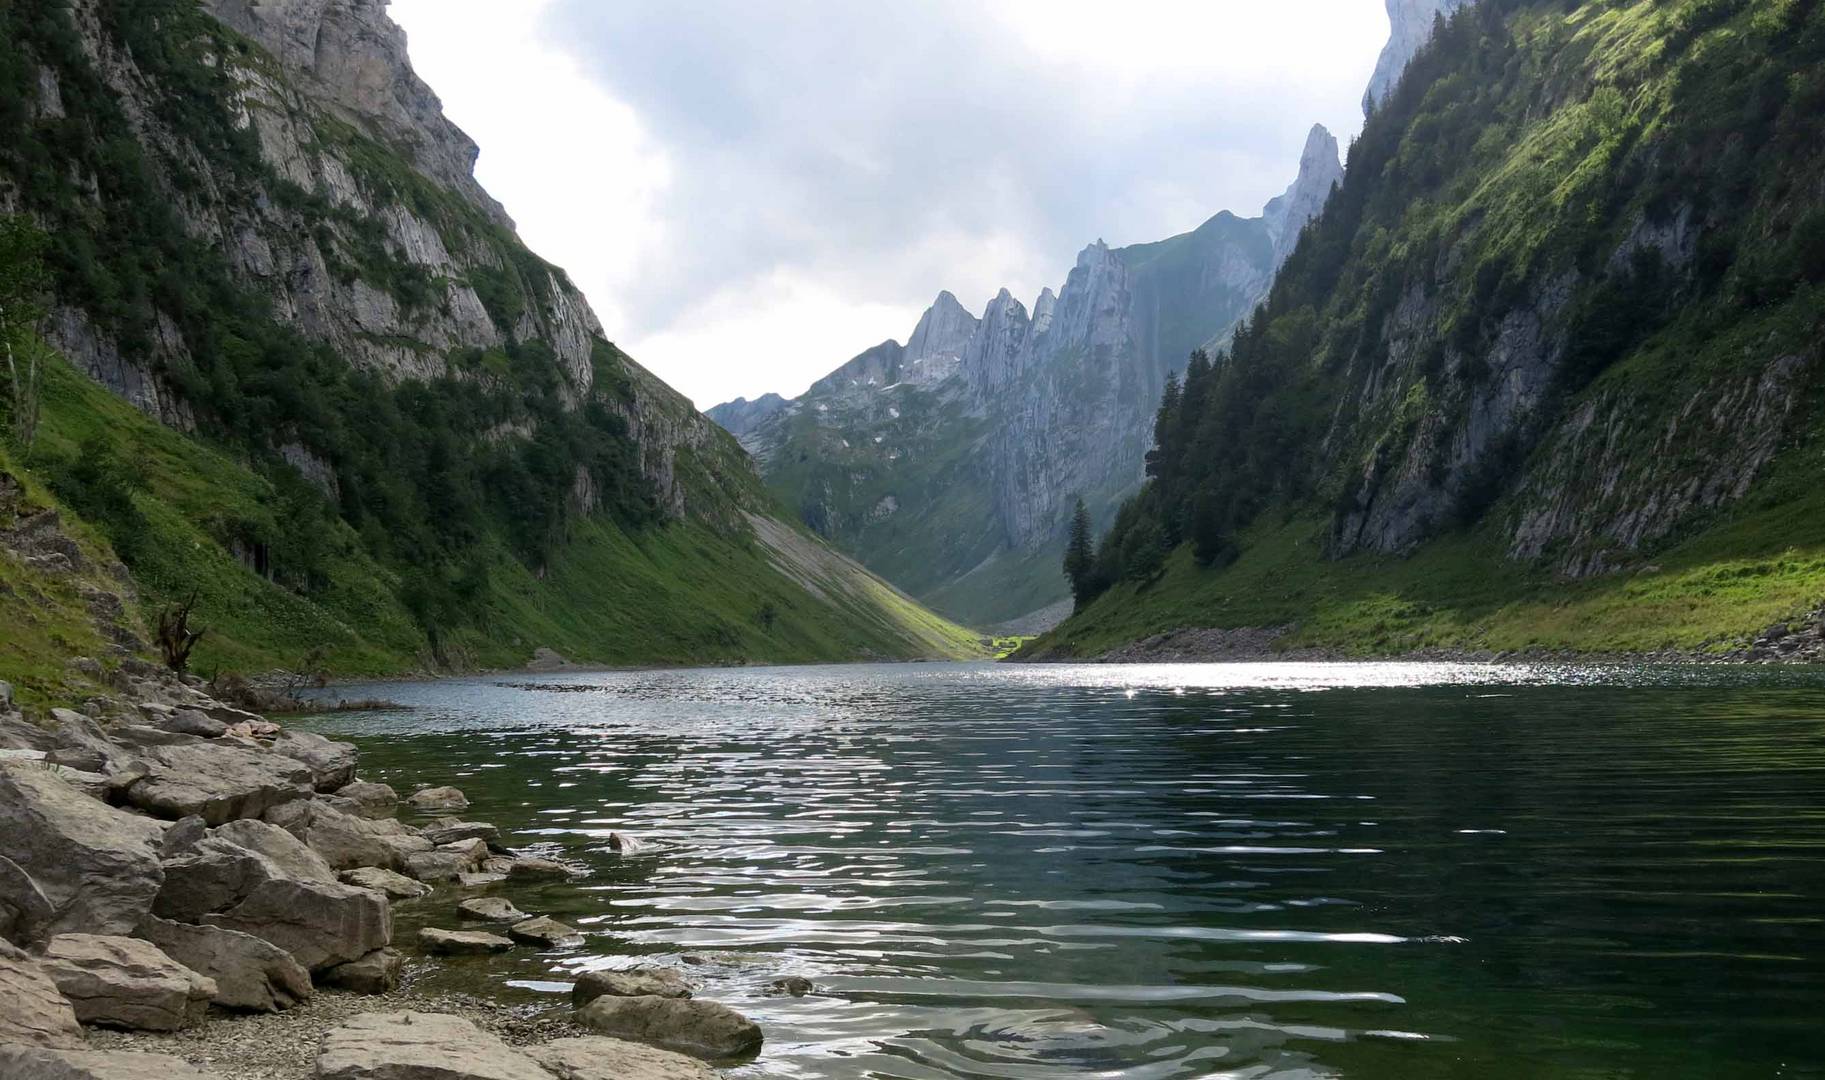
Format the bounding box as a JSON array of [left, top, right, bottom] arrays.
[[1023, 476, 1825, 661]]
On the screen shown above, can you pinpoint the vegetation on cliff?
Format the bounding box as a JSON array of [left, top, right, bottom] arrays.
[[1028, 0, 1825, 659]]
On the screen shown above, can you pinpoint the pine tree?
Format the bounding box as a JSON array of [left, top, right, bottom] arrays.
[[1063, 497, 1096, 609]]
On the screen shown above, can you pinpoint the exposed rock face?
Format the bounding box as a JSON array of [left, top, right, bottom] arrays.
[[702, 393, 787, 439], [315, 1012, 555, 1080], [199, 0, 511, 227], [0, 941, 86, 1048], [135, 916, 313, 1013], [575, 995, 763, 1062], [1364, 0, 1474, 113], [37, 934, 216, 1032], [203, 878, 392, 972], [1262, 125, 1346, 266], [711, 146, 1336, 627], [0, 853, 56, 947], [527, 1036, 719, 1080], [0, 763, 165, 937]]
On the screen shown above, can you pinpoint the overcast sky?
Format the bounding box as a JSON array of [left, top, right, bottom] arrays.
[[388, 1, 1391, 408]]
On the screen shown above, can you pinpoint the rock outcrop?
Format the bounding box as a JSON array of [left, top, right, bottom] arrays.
[[36, 934, 216, 1032], [135, 916, 313, 1013], [0, 941, 86, 1048], [203, 878, 392, 972], [0, 764, 165, 937]]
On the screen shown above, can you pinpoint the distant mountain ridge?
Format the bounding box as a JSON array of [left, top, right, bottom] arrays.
[[710, 123, 1346, 628]]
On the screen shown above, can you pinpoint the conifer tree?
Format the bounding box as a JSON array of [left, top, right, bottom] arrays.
[[1063, 497, 1096, 609]]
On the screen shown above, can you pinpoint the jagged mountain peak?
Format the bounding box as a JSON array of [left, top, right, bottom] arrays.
[[905, 289, 981, 382], [1364, 0, 1474, 115], [1261, 123, 1345, 266], [201, 0, 511, 226]]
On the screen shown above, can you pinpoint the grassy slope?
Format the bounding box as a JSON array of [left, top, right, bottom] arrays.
[[1023, 0, 1825, 660]]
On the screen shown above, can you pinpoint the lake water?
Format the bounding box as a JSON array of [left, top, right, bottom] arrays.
[[298, 662, 1825, 1079]]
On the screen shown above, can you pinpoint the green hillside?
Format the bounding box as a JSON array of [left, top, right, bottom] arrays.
[[1025, 0, 1825, 660]]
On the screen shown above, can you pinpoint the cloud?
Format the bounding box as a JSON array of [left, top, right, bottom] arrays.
[[391, 1, 1388, 406]]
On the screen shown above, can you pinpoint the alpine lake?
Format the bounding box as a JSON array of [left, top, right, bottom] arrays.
[[296, 662, 1825, 1079]]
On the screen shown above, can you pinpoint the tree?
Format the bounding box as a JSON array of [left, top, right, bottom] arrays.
[[1121, 520, 1168, 584], [1063, 497, 1096, 610], [0, 217, 50, 448]]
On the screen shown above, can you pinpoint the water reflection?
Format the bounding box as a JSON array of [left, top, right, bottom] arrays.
[[300, 662, 1825, 1078]]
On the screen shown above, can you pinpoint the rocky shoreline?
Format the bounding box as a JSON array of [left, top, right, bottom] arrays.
[[0, 663, 759, 1079], [1042, 613, 1825, 666]]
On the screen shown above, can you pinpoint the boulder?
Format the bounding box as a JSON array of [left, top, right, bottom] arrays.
[[456, 897, 526, 922], [571, 967, 692, 1007], [318, 948, 403, 995], [339, 867, 432, 900], [203, 878, 391, 972], [157, 817, 209, 859], [0, 762, 165, 936], [604, 832, 646, 854], [417, 928, 512, 955], [0, 1047, 228, 1079], [438, 838, 489, 869], [315, 1012, 551, 1080], [269, 730, 358, 792], [152, 837, 287, 923], [213, 819, 336, 883], [0, 940, 85, 1048], [335, 781, 400, 820], [122, 741, 313, 825], [135, 916, 311, 1013], [420, 820, 499, 846], [768, 976, 814, 997], [0, 852, 55, 946], [401, 849, 466, 883], [456, 871, 508, 888], [527, 1036, 717, 1080], [38, 933, 216, 1031], [507, 918, 578, 948], [39, 709, 130, 774], [405, 786, 468, 813], [265, 800, 431, 871], [506, 857, 571, 881], [574, 995, 762, 1061], [158, 710, 227, 739]]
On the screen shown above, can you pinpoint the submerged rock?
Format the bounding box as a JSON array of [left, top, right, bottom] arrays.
[[527, 1036, 718, 1080], [506, 917, 578, 948], [339, 866, 432, 901], [421, 820, 499, 846], [571, 967, 692, 1007], [315, 1012, 550, 1080], [417, 928, 512, 955], [405, 786, 468, 813], [318, 947, 404, 995], [0, 940, 85, 1048], [0, 762, 165, 937], [506, 857, 572, 881], [336, 781, 400, 820], [574, 994, 763, 1061], [456, 897, 526, 923], [135, 916, 311, 1013], [38, 933, 216, 1031], [769, 976, 815, 997]]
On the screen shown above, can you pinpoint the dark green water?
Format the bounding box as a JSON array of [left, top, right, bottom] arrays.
[[299, 662, 1825, 1079]]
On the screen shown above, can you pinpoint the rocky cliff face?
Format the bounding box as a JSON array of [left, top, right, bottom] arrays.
[[1363, 0, 1472, 114], [713, 128, 1340, 625]]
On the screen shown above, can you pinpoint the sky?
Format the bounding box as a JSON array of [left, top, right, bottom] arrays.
[[388, 1, 1392, 408]]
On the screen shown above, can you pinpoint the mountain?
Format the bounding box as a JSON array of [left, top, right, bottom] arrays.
[[1363, 0, 1471, 114], [1025, 0, 1825, 660], [0, 0, 984, 705], [714, 127, 1344, 629]]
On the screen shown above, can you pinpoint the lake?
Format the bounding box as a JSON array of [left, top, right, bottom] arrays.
[[298, 662, 1825, 1079]]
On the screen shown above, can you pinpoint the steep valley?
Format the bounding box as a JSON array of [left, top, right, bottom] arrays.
[[0, 0, 984, 708]]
